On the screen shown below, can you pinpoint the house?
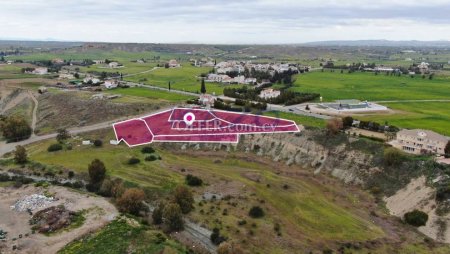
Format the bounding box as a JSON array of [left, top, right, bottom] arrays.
[[104, 80, 119, 89], [390, 129, 449, 155], [206, 74, 230, 83], [93, 60, 105, 64], [32, 67, 48, 75], [52, 58, 64, 64], [417, 62, 430, 73], [109, 62, 119, 68], [6, 60, 13, 65], [58, 71, 75, 80], [84, 76, 101, 85], [168, 59, 180, 68], [259, 88, 280, 99]]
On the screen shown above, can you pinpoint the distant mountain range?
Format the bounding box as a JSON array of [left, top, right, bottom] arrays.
[[301, 40, 450, 47]]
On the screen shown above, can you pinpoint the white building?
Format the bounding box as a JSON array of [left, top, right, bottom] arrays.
[[93, 60, 105, 64], [168, 59, 180, 68], [390, 129, 449, 155], [199, 94, 215, 108], [259, 88, 280, 99], [108, 62, 119, 68], [104, 80, 119, 89], [32, 67, 48, 75]]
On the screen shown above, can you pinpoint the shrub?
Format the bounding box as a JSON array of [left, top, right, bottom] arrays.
[[128, 157, 140, 165], [404, 210, 428, 227], [326, 118, 343, 135], [56, 129, 70, 143], [47, 143, 63, 152], [145, 154, 158, 161], [248, 206, 264, 218], [93, 139, 103, 147], [88, 159, 106, 185], [186, 174, 203, 186], [116, 188, 146, 215], [384, 147, 406, 166], [0, 115, 32, 142], [211, 228, 227, 245], [14, 145, 27, 164], [152, 201, 165, 225], [173, 185, 194, 214], [141, 146, 155, 154], [162, 202, 184, 231], [68, 171, 75, 178]]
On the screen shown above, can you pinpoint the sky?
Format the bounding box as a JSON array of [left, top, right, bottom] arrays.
[[1, 0, 450, 44]]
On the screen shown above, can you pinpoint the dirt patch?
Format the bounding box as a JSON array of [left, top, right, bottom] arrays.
[[0, 185, 117, 254], [385, 176, 450, 243], [30, 206, 78, 234], [36, 91, 167, 134]]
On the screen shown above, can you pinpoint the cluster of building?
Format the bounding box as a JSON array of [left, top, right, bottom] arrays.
[[205, 74, 256, 85]]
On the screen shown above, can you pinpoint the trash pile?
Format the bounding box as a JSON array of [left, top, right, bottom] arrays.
[[30, 206, 77, 234], [10, 194, 54, 212]]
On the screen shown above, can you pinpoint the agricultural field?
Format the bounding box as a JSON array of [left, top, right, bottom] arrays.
[[0, 64, 36, 79], [358, 101, 450, 136], [123, 64, 240, 95], [291, 71, 450, 102], [106, 87, 194, 102]]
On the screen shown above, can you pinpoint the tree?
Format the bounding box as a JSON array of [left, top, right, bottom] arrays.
[[152, 201, 166, 225], [93, 139, 103, 147], [0, 115, 32, 142], [186, 174, 203, 186], [173, 185, 194, 214], [88, 159, 106, 184], [211, 228, 227, 245], [326, 118, 343, 135], [163, 202, 184, 231], [249, 206, 264, 218], [200, 78, 206, 94], [342, 116, 354, 129], [445, 141, 450, 158], [56, 128, 70, 143], [117, 188, 146, 215], [404, 210, 428, 227], [14, 145, 27, 164]]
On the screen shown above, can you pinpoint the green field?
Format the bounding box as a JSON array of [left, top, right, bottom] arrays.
[[264, 111, 326, 128], [79, 61, 157, 74], [0, 64, 36, 79], [359, 101, 450, 136], [107, 87, 195, 102], [124, 64, 240, 95], [291, 71, 450, 101]]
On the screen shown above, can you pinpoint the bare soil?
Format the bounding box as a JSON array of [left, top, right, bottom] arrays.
[[0, 185, 117, 254]]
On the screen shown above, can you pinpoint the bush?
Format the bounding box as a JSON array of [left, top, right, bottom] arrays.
[[141, 146, 155, 154], [145, 154, 158, 161], [93, 139, 103, 147], [186, 174, 203, 186], [326, 118, 343, 135], [404, 210, 428, 227], [173, 185, 194, 214], [0, 115, 32, 142], [384, 147, 406, 166], [56, 129, 70, 143], [248, 206, 264, 218], [128, 157, 140, 165], [14, 145, 27, 164], [211, 228, 227, 245], [47, 143, 63, 152], [152, 201, 165, 225], [116, 188, 146, 215], [163, 202, 184, 231], [88, 159, 106, 185], [68, 171, 75, 178]]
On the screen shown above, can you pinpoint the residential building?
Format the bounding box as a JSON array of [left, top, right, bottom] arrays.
[[104, 80, 119, 89], [390, 129, 449, 155], [168, 59, 180, 68], [108, 62, 119, 68], [93, 60, 105, 64], [32, 67, 48, 75], [199, 94, 215, 108], [259, 88, 280, 99]]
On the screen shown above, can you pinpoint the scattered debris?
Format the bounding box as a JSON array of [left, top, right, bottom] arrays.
[[30, 205, 79, 234], [10, 194, 54, 212]]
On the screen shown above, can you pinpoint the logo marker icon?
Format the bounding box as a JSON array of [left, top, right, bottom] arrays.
[[183, 112, 195, 125]]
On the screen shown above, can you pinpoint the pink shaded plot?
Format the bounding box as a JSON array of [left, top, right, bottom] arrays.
[[154, 134, 238, 143], [113, 119, 153, 146]]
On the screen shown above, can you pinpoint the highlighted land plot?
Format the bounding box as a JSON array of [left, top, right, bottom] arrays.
[[113, 108, 300, 147]]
